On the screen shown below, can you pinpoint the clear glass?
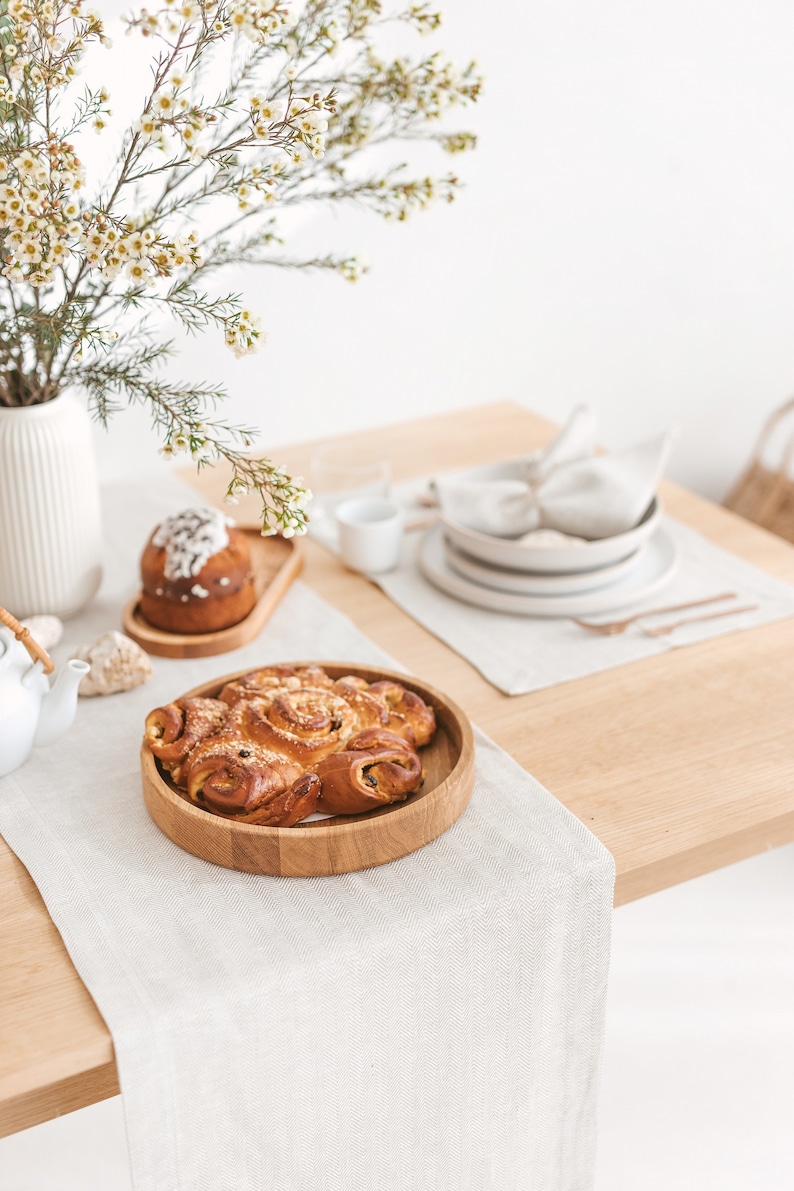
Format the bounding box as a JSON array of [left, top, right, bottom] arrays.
[[310, 442, 391, 521]]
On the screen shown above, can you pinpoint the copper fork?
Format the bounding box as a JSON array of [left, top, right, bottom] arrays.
[[572, 592, 737, 636]]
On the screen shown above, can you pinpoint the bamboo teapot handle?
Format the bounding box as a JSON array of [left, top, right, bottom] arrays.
[[0, 605, 55, 674]]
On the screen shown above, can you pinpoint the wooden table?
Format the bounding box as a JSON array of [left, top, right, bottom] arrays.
[[3, 401, 794, 1139]]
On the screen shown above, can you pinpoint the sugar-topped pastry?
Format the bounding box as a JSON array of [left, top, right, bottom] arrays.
[[139, 507, 256, 634]]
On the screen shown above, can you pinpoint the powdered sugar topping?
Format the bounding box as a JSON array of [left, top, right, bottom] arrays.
[[153, 508, 231, 580]]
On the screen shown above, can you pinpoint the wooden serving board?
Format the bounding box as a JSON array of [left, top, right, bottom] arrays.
[[122, 531, 302, 658], [141, 662, 475, 876]]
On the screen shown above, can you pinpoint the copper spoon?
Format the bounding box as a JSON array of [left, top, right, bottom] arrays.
[[641, 604, 759, 638]]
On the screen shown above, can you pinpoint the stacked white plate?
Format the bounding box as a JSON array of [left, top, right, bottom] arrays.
[[418, 496, 680, 617]]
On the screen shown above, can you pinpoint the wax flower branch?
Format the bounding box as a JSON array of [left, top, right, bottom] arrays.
[[0, 0, 479, 533]]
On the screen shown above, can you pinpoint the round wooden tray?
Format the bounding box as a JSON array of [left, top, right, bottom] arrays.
[[140, 662, 475, 877]]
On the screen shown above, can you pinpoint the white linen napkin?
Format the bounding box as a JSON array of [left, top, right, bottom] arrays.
[[434, 406, 673, 540]]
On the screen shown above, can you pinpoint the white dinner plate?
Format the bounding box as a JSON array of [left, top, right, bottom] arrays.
[[444, 537, 648, 596], [418, 524, 680, 617]]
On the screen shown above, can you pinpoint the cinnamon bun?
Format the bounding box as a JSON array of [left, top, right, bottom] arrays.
[[367, 680, 436, 747], [144, 697, 229, 784], [226, 690, 358, 766], [183, 738, 304, 818], [219, 664, 334, 705]]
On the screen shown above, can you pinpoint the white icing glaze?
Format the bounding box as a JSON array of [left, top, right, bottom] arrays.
[[191, 584, 209, 598], [153, 507, 230, 580], [218, 576, 230, 587]]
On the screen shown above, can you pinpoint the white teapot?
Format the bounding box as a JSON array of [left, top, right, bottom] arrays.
[[0, 610, 90, 778]]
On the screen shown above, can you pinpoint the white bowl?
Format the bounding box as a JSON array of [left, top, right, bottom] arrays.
[[439, 493, 663, 575]]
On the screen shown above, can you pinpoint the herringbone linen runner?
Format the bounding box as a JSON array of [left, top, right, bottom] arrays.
[[0, 479, 614, 1191]]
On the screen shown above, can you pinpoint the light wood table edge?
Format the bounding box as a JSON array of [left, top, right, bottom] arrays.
[[0, 1059, 119, 1141], [615, 808, 794, 906]]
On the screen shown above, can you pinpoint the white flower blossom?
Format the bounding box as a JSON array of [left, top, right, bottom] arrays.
[[261, 99, 284, 122], [191, 440, 216, 462], [126, 259, 150, 283], [152, 91, 175, 115], [224, 311, 265, 358]]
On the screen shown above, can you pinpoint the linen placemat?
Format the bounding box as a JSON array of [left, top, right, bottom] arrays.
[[312, 476, 794, 696], [0, 477, 614, 1191]]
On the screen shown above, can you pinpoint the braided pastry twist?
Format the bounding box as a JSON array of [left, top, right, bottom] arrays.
[[314, 730, 423, 815]]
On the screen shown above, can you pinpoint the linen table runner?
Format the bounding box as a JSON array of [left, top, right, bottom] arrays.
[[0, 478, 614, 1191], [312, 476, 794, 695]]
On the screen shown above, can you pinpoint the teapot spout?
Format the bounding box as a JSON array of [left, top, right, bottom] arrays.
[[34, 659, 90, 748]]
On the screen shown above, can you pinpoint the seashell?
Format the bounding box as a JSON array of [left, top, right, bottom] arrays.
[[19, 614, 64, 652], [72, 631, 153, 697]]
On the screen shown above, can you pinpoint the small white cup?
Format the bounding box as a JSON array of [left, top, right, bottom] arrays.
[[336, 497, 404, 575]]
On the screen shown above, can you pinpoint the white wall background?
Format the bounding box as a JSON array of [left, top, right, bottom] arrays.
[[92, 0, 794, 500]]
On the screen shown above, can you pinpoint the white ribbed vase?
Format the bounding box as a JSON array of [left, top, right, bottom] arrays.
[[0, 393, 103, 618]]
